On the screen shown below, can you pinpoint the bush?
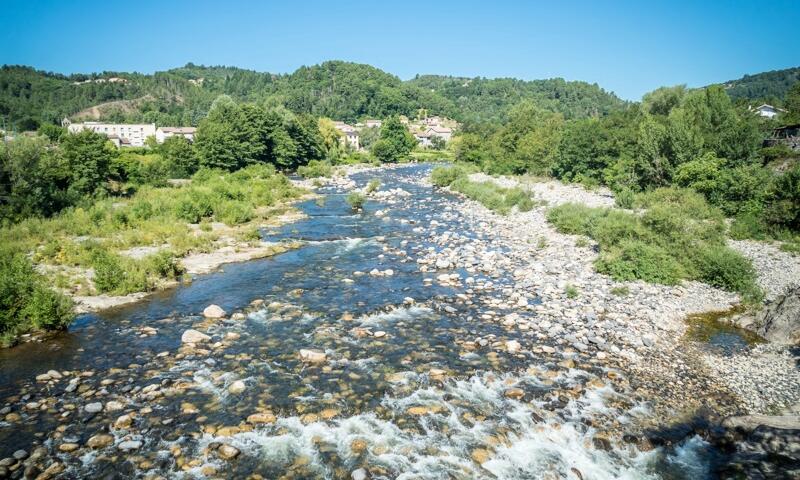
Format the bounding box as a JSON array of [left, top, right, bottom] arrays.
[[430, 166, 466, 187], [548, 194, 761, 299], [297, 160, 333, 178], [90, 248, 148, 294], [366, 178, 381, 194], [0, 249, 73, 344], [615, 188, 636, 209], [595, 240, 685, 285], [692, 246, 763, 303], [447, 177, 534, 215], [346, 192, 366, 210]]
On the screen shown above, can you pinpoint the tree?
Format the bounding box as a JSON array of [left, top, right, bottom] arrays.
[[642, 85, 686, 116], [60, 129, 115, 197], [37, 123, 66, 143], [634, 115, 672, 188], [318, 117, 344, 160], [372, 116, 416, 163], [493, 102, 563, 175], [784, 82, 800, 124], [159, 136, 197, 177], [0, 135, 71, 221]]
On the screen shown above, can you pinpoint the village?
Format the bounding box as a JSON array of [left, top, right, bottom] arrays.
[[59, 113, 458, 150]]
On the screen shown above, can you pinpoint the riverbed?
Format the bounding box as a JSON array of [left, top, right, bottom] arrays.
[[0, 164, 791, 479]]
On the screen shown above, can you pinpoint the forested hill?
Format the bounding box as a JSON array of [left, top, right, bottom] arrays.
[[406, 75, 626, 122], [718, 66, 800, 104], [0, 61, 626, 130]]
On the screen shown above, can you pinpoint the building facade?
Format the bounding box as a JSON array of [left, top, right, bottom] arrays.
[[155, 127, 197, 144], [67, 122, 156, 147]]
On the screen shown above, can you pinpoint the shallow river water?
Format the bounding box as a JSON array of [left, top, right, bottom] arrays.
[[0, 165, 717, 479]]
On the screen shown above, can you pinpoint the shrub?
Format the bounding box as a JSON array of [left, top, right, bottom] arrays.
[[90, 248, 148, 294], [430, 166, 466, 187], [692, 245, 763, 302], [615, 188, 636, 209], [565, 285, 579, 299], [297, 160, 333, 178], [595, 240, 685, 285], [0, 249, 73, 344], [215, 201, 253, 225], [366, 178, 381, 194], [347, 192, 366, 210]]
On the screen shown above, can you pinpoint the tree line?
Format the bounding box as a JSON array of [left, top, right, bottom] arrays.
[[453, 83, 800, 238]]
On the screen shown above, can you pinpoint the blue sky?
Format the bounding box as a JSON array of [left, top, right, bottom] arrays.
[[1, 0, 797, 100]]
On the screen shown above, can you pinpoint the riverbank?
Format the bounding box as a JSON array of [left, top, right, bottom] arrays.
[[1, 163, 797, 478], [438, 171, 800, 418]]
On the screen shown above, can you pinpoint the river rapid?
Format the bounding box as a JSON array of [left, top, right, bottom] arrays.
[[0, 164, 719, 479]]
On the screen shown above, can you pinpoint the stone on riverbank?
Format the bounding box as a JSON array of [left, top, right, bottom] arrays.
[[299, 349, 327, 364]]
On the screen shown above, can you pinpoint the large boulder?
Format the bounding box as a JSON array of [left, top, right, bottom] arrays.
[[755, 286, 800, 344]]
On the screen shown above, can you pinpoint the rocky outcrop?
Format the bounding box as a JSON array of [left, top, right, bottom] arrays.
[[755, 286, 800, 344], [713, 414, 800, 479]]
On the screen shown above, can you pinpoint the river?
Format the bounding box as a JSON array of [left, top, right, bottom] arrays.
[[0, 164, 717, 479]]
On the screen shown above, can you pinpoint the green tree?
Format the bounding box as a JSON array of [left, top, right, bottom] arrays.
[[0, 135, 71, 221], [160, 135, 197, 177], [783, 81, 800, 124], [372, 116, 416, 163], [60, 129, 115, 197]]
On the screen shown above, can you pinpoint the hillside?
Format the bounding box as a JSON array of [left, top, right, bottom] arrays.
[[406, 74, 627, 122], [0, 61, 626, 130], [718, 66, 800, 104]]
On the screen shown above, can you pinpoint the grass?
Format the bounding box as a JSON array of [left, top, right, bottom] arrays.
[[0, 164, 304, 340], [610, 286, 630, 296], [430, 165, 535, 215], [366, 178, 381, 194], [547, 187, 763, 303], [565, 285, 579, 299]]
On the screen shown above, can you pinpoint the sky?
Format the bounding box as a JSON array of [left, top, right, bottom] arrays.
[[1, 0, 798, 100]]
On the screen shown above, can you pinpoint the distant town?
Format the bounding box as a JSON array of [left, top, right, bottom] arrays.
[[58, 114, 458, 150]]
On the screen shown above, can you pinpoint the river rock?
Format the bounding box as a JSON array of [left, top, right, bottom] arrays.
[[228, 380, 246, 394], [181, 329, 211, 344], [203, 304, 226, 319], [87, 434, 114, 449], [85, 402, 103, 413], [247, 412, 277, 424], [217, 444, 240, 460], [351, 468, 369, 480], [118, 440, 142, 452], [299, 349, 327, 364]]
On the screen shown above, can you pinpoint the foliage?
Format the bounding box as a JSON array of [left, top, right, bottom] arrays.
[[430, 165, 469, 187], [159, 135, 198, 177], [372, 116, 417, 163], [346, 192, 365, 210], [60, 129, 116, 197], [195, 99, 323, 171], [297, 159, 333, 178], [366, 178, 381, 194], [547, 194, 762, 300], [448, 177, 533, 215], [0, 247, 73, 345]]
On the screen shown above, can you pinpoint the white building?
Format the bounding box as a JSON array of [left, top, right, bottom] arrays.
[[364, 119, 382, 129], [333, 121, 360, 150], [752, 104, 786, 119], [155, 126, 197, 144], [413, 131, 432, 148], [426, 126, 452, 142], [67, 121, 156, 147]]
